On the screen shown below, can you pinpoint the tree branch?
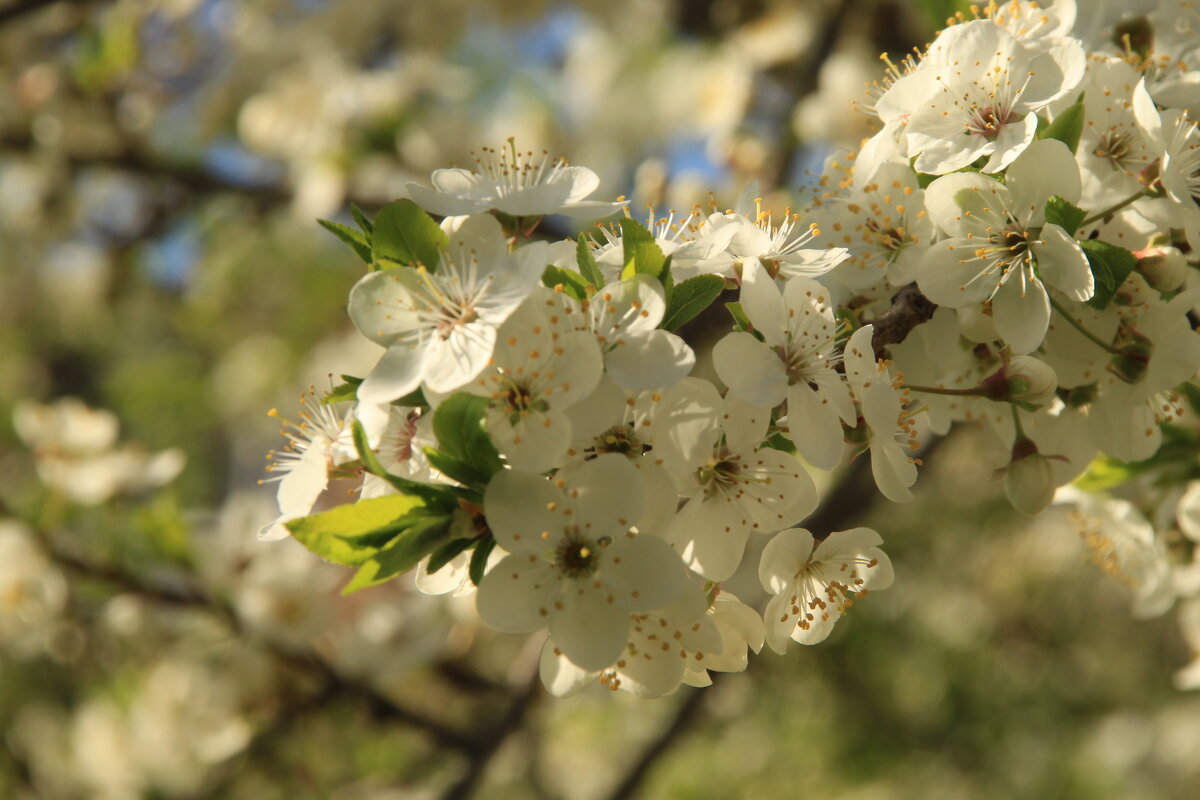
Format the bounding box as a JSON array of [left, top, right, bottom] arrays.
[[603, 683, 710, 800], [868, 282, 937, 357]]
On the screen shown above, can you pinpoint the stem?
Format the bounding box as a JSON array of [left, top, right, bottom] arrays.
[[1047, 294, 1122, 355], [905, 383, 987, 398], [1079, 189, 1150, 228], [1011, 405, 1027, 440]]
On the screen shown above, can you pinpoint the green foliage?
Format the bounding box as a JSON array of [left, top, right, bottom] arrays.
[[352, 420, 462, 511], [1038, 94, 1085, 153], [425, 535, 477, 575], [372, 200, 447, 270], [1044, 196, 1086, 237], [350, 203, 374, 235], [1081, 240, 1138, 310], [342, 514, 455, 594], [286, 495, 429, 566], [660, 274, 725, 331], [316, 219, 373, 264], [577, 233, 605, 288], [469, 535, 496, 587], [619, 217, 666, 280], [542, 265, 591, 301], [431, 393, 503, 478], [322, 375, 363, 405]]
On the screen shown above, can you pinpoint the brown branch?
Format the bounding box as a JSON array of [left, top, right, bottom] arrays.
[[438, 666, 542, 800], [603, 683, 711, 800], [45, 536, 475, 752], [868, 282, 937, 356], [0, 0, 87, 25]]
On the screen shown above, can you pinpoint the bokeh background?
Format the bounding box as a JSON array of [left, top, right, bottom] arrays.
[[2, 0, 1198, 798]]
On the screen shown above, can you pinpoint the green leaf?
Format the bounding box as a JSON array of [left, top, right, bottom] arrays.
[[426, 536, 476, 575], [1081, 240, 1138, 310], [432, 393, 503, 477], [1038, 94, 1085, 153], [317, 219, 373, 264], [372, 199, 447, 269], [726, 301, 752, 332], [620, 217, 665, 279], [286, 495, 428, 566], [352, 420, 460, 511], [394, 387, 428, 408], [1044, 195, 1087, 237], [542, 265, 590, 301], [350, 203, 373, 235], [469, 535, 496, 587], [577, 233, 604, 288], [342, 515, 454, 594], [660, 274, 725, 331], [424, 447, 490, 490], [322, 381, 360, 405], [764, 431, 796, 454], [658, 253, 674, 303]]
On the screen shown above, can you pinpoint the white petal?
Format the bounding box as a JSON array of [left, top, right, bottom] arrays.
[[1034, 225, 1093, 301], [475, 554, 558, 633], [606, 330, 695, 391], [347, 269, 425, 346], [713, 332, 787, 407], [357, 344, 427, 405], [490, 407, 573, 474], [571, 454, 645, 538], [604, 534, 687, 611], [739, 260, 786, 346], [759, 528, 815, 593], [991, 275, 1050, 355], [549, 584, 630, 671], [1006, 138, 1082, 214], [484, 470, 565, 553], [786, 382, 846, 471], [539, 637, 593, 696]]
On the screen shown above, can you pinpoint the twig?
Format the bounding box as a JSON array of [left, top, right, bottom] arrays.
[[0, 0, 84, 25], [868, 282, 938, 357], [603, 684, 710, 800], [45, 537, 475, 752], [438, 666, 542, 800]]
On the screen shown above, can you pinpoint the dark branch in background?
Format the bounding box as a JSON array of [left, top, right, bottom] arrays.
[[438, 666, 542, 800], [868, 282, 938, 357], [45, 532, 475, 753], [0, 0, 88, 25], [603, 684, 711, 800]]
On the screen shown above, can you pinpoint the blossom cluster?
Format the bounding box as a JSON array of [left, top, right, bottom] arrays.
[[265, 1, 1200, 697]]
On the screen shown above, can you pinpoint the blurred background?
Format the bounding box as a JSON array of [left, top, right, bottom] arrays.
[[2, 0, 1198, 798]]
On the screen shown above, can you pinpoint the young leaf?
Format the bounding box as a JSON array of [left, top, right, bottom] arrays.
[[317, 219, 373, 264], [1043, 195, 1087, 237], [577, 233, 604, 288], [341, 515, 454, 594], [468, 535, 496, 586], [286, 495, 428, 566], [372, 199, 447, 269], [350, 203, 373, 235], [658, 253, 674, 303], [620, 217, 665, 278], [425, 536, 476, 575], [542, 265, 590, 301], [432, 393, 503, 477], [352, 420, 461, 511], [322, 381, 360, 405], [423, 447, 490, 491], [660, 274, 725, 331], [1038, 93, 1085, 153], [1081, 240, 1137, 310]]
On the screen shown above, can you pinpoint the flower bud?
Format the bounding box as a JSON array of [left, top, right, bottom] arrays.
[[1004, 440, 1056, 516], [1003, 356, 1058, 408], [979, 356, 1058, 409], [1108, 327, 1153, 384], [1135, 245, 1188, 292]]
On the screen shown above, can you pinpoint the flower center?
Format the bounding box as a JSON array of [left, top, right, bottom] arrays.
[[698, 451, 742, 497], [1094, 130, 1135, 171], [966, 104, 1015, 140], [556, 537, 601, 578]]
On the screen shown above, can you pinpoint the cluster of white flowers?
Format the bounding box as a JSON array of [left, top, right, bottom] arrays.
[[266, 2, 1200, 697]]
